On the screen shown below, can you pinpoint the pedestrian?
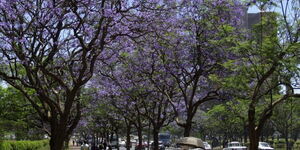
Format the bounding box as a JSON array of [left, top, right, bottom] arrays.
[[103, 141, 107, 150], [73, 140, 75, 146]]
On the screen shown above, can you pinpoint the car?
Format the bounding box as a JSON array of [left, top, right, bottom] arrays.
[[131, 139, 137, 145], [258, 142, 274, 150], [223, 141, 247, 150], [203, 142, 211, 150], [119, 140, 126, 147]]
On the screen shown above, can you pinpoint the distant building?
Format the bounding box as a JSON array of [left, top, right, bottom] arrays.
[[243, 11, 277, 32]]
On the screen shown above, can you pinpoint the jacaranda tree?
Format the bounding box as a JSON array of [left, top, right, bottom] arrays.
[[95, 36, 177, 150], [139, 0, 245, 137], [92, 1, 179, 149], [0, 0, 145, 149]]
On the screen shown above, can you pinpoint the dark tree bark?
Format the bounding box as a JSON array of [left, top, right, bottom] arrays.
[[125, 120, 132, 150], [248, 130, 259, 150], [183, 120, 192, 137], [248, 106, 259, 150], [152, 128, 160, 150], [116, 132, 120, 150], [137, 126, 143, 150], [133, 107, 145, 150]]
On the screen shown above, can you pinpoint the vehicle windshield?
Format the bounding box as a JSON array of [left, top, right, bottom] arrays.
[[260, 142, 270, 147]]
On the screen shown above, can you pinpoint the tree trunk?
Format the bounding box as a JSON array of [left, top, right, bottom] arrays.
[[284, 124, 290, 150], [285, 136, 289, 150], [244, 127, 248, 144], [64, 137, 70, 150], [244, 134, 248, 143], [116, 132, 120, 150], [50, 133, 66, 150], [126, 124, 131, 150], [223, 134, 227, 148], [153, 128, 159, 150], [49, 118, 70, 150], [91, 134, 95, 150], [249, 129, 259, 150], [96, 133, 99, 147], [183, 120, 192, 137], [137, 126, 143, 150], [249, 132, 259, 150], [248, 106, 259, 150], [148, 122, 151, 150]]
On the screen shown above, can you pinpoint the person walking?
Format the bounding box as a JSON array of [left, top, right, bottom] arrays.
[[103, 141, 107, 150]]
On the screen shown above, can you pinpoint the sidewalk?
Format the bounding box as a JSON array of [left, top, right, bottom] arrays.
[[69, 145, 81, 150]]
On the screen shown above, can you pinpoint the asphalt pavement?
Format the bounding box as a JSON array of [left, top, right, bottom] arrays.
[[69, 145, 80, 150], [69, 146, 176, 150]]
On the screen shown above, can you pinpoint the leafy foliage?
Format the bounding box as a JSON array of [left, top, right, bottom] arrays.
[[0, 140, 48, 150], [0, 86, 44, 140]]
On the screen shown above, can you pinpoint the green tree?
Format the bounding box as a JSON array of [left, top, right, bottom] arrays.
[[0, 86, 44, 140], [218, 2, 300, 149], [271, 98, 300, 149], [203, 104, 245, 147]]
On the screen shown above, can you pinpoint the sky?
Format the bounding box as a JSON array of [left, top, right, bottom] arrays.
[[248, 5, 260, 13]]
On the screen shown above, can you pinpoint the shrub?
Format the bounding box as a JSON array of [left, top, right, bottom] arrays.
[[295, 140, 300, 148], [0, 140, 49, 150], [0, 141, 13, 150], [278, 139, 285, 144], [276, 143, 285, 148]]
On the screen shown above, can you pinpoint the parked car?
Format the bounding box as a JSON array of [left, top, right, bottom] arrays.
[[119, 140, 126, 147], [131, 139, 137, 146], [258, 142, 274, 150], [223, 141, 247, 150], [203, 142, 211, 150]]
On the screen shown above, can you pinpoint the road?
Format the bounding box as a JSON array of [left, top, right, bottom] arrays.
[[69, 145, 80, 150], [117, 147, 176, 150], [69, 146, 176, 150]]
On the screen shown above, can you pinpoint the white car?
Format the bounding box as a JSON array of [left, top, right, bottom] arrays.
[[258, 142, 274, 150], [223, 141, 247, 150], [119, 140, 126, 147], [203, 142, 211, 150]]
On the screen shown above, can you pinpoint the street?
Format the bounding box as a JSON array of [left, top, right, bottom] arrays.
[[69, 146, 176, 150], [117, 147, 176, 150]]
